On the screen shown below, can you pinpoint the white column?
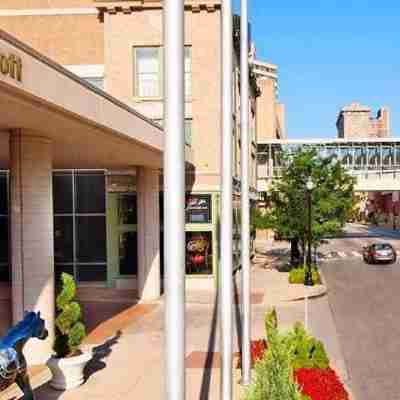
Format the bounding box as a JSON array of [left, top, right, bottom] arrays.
[[137, 167, 161, 302], [221, 0, 234, 398], [163, 0, 186, 399], [240, 0, 251, 385], [9, 130, 54, 365]]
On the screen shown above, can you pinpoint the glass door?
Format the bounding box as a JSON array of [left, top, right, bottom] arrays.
[[107, 193, 138, 286]]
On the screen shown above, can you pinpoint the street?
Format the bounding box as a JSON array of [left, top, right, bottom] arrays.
[[320, 223, 400, 400]]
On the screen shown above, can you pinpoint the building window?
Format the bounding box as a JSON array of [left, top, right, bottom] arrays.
[[0, 172, 9, 282], [185, 231, 213, 275], [153, 118, 192, 146], [134, 47, 161, 98], [134, 46, 192, 99], [84, 77, 104, 90], [185, 47, 192, 98], [185, 194, 212, 223], [53, 171, 107, 283]]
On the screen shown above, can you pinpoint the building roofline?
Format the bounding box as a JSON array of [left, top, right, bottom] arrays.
[[258, 137, 400, 145]]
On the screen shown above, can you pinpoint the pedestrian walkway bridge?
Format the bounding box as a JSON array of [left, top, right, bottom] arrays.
[[257, 138, 400, 192]]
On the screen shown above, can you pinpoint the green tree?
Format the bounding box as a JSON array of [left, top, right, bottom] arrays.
[[268, 148, 355, 263]]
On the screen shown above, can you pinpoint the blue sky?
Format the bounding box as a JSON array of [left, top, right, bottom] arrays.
[[233, 1, 400, 139]]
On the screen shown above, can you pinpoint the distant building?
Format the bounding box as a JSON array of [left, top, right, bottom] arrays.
[[336, 102, 390, 139], [253, 59, 286, 140]]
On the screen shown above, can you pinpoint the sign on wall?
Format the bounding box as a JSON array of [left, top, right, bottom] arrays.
[[0, 53, 22, 82]]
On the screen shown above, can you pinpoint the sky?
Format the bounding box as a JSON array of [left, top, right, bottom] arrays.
[[233, 1, 400, 139]]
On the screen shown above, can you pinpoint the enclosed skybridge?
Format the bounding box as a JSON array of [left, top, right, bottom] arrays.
[[257, 138, 400, 192]]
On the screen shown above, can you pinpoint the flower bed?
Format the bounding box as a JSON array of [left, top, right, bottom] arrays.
[[295, 368, 349, 400], [243, 309, 350, 400]]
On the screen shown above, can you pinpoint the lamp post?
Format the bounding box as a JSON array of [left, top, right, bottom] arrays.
[[304, 176, 314, 287]]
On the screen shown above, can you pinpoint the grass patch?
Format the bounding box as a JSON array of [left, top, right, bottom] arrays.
[[288, 266, 321, 285]]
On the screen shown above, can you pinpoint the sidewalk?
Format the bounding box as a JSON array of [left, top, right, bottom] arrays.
[[19, 243, 349, 400]]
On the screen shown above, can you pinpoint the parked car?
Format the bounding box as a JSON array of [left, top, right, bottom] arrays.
[[363, 243, 397, 264]]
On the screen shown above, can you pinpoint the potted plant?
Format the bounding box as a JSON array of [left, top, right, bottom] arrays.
[[48, 273, 92, 390]]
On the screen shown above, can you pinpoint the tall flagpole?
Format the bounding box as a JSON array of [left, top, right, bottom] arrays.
[[240, 0, 252, 385], [220, 0, 234, 399], [164, 1, 186, 399]]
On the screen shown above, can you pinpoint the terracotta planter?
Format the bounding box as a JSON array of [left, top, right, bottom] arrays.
[[47, 350, 92, 390]]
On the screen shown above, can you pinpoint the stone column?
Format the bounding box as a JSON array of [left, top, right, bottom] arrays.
[[9, 131, 54, 365], [137, 167, 160, 301]]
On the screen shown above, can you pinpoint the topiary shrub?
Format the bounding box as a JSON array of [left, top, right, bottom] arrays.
[[244, 318, 304, 400], [54, 273, 86, 358]]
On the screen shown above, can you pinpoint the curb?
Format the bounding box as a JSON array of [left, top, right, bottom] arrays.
[[285, 284, 327, 302], [330, 362, 356, 400]]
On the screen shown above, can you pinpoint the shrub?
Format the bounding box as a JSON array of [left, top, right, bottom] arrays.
[[243, 323, 304, 400], [54, 273, 86, 358], [295, 368, 349, 400], [285, 322, 329, 370], [289, 266, 321, 285]]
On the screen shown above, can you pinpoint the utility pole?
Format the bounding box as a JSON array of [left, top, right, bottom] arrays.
[[220, 0, 234, 398], [240, 0, 252, 386], [164, 1, 186, 399]]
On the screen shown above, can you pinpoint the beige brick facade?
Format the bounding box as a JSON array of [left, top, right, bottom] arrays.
[[9, 132, 55, 365], [336, 102, 391, 139]]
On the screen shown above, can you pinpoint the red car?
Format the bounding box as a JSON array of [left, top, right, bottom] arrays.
[[363, 243, 397, 264]]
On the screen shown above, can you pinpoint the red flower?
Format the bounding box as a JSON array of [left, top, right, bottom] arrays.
[[250, 339, 267, 363], [295, 368, 349, 400]]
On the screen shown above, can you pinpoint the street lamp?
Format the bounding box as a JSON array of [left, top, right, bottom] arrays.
[[305, 176, 314, 286]]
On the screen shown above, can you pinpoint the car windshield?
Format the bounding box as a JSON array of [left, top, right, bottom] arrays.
[[374, 244, 392, 251]]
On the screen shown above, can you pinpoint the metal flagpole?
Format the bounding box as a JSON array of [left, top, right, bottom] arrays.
[[220, 0, 234, 398], [164, 1, 186, 399], [240, 0, 251, 385]]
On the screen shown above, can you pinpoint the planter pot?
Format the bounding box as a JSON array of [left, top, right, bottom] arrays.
[[47, 350, 92, 390]]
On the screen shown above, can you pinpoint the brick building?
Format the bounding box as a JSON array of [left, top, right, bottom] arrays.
[[336, 102, 390, 139], [0, 0, 281, 364]]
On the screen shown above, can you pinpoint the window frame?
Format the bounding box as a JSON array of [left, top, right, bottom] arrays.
[[133, 45, 192, 100]]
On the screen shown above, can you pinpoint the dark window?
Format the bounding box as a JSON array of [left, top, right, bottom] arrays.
[[0, 218, 8, 265], [185, 194, 212, 223], [76, 216, 106, 263], [77, 265, 107, 282], [118, 194, 137, 225], [54, 265, 74, 283], [75, 173, 105, 214], [119, 231, 138, 275], [54, 216, 74, 263], [0, 175, 8, 215], [53, 173, 73, 214], [185, 231, 213, 275]]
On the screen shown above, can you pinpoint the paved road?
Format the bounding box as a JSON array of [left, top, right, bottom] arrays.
[[321, 224, 400, 400]]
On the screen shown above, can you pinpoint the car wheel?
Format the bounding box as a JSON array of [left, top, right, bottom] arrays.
[[392, 255, 397, 264]]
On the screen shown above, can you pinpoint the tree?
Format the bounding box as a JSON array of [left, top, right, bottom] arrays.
[[267, 148, 355, 263]]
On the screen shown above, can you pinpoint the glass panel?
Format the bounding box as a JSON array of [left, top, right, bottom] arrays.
[[185, 194, 212, 223], [0, 217, 8, 264], [76, 216, 106, 263], [53, 173, 73, 214], [0, 265, 10, 282], [54, 216, 74, 263], [382, 147, 393, 169], [184, 119, 192, 146], [136, 47, 160, 98], [185, 231, 212, 275], [84, 77, 104, 90], [185, 47, 192, 98], [77, 264, 107, 282], [119, 231, 137, 275], [118, 194, 137, 225], [0, 174, 7, 215], [75, 173, 105, 214]]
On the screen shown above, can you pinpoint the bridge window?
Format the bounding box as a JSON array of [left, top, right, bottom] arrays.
[[382, 147, 394, 169]]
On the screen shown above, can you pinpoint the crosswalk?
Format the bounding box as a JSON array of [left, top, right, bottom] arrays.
[[319, 249, 400, 263]]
